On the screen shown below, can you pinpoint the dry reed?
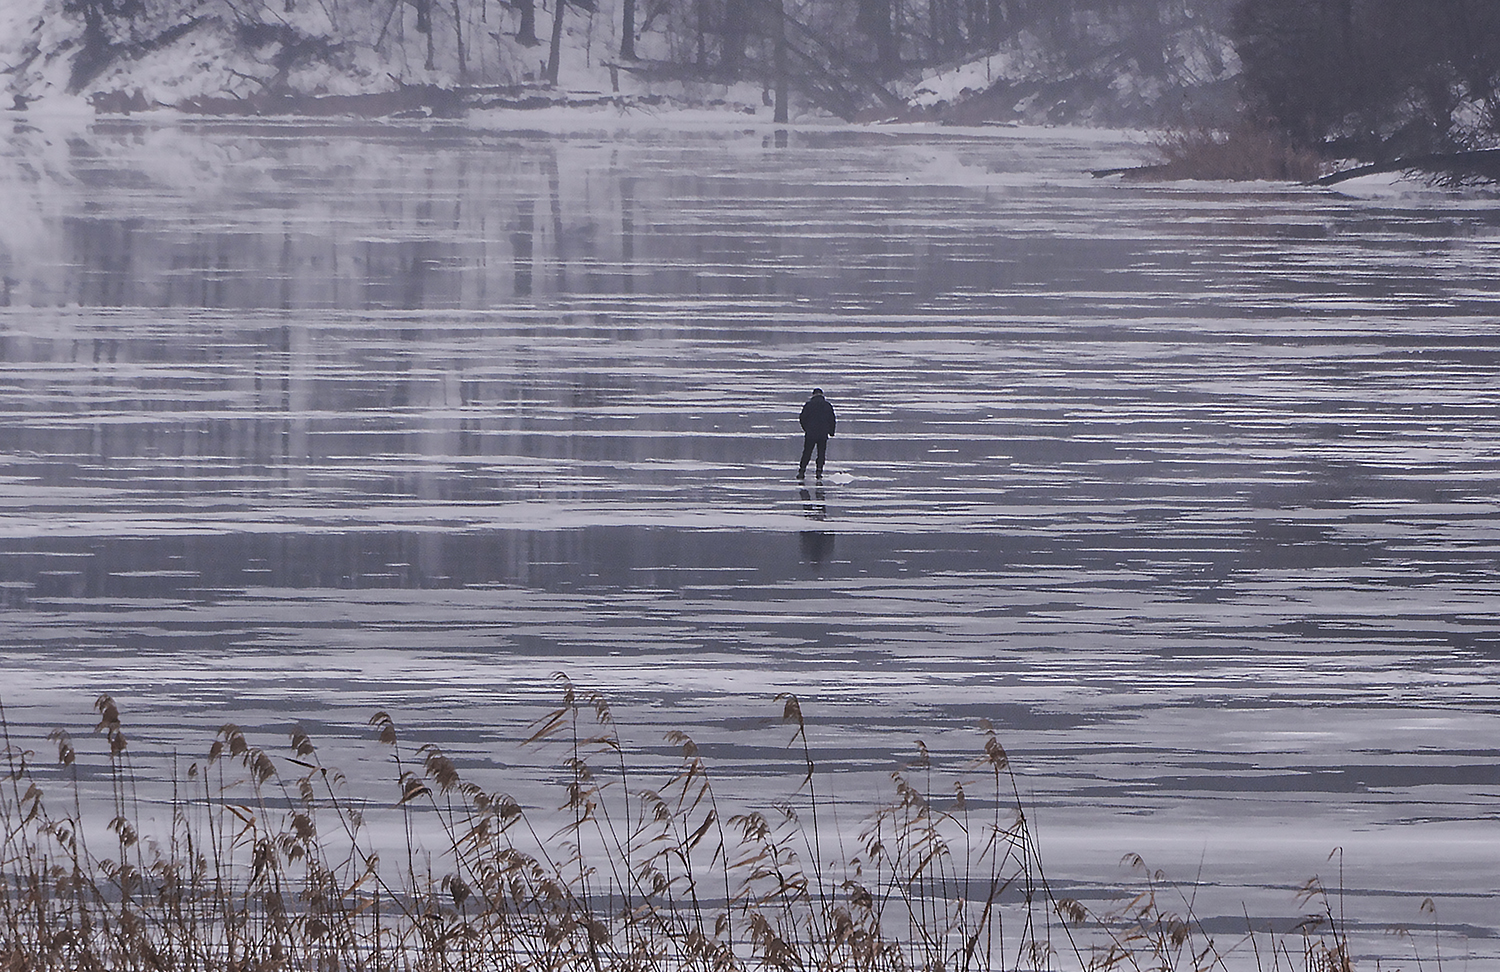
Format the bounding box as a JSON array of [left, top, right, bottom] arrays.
[[1140, 120, 1327, 183], [0, 677, 1414, 971]]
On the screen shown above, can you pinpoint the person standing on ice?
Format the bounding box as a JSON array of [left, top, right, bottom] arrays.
[[797, 388, 837, 480]]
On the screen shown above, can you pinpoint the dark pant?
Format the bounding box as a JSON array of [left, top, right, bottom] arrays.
[[798, 434, 828, 477]]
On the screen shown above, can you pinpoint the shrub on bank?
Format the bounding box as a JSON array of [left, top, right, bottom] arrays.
[[1141, 120, 1327, 182]]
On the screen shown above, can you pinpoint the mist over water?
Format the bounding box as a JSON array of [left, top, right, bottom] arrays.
[[2, 116, 1499, 962]]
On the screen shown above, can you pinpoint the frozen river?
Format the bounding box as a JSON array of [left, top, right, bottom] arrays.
[[1, 114, 1498, 965]]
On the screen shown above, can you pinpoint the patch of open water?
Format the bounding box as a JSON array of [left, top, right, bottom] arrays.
[[1, 115, 1498, 964]]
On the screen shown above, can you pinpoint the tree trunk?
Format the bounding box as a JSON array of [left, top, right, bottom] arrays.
[[985, 0, 1006, 46], [65, 0, 121, 92], [517, 0, 539, 46], [773, 0, 788, 122], [720, 0, 749, 73], [452, 0, 467, 81], [621, 0, 636, 59], [928, 0, 946, 59], [695, 0, 707, 65], [856, 0, 897, 74], [546, 0, 566, 85], [964, 0, 983, 51], [415, 0, 435, 70]]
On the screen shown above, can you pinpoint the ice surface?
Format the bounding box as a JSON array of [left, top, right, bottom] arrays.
[[0, 120, 1498, 966]]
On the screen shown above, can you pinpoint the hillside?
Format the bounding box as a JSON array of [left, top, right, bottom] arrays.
[[0, 0, 1240, 123]]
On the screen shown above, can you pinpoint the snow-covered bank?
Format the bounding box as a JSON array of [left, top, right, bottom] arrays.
[[1, 0, 1239, 126]]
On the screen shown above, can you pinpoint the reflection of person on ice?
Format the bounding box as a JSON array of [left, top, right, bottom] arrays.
[[797, 387, 837, 480]]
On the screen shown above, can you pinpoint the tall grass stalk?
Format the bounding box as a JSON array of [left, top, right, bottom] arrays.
[[1141, 120, 1327, 182], [0, 680, 1408, 971]]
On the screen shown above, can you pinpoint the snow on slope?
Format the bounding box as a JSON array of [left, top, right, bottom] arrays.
[[0, 0, 1237, 124], [0, 0, 741, 113]]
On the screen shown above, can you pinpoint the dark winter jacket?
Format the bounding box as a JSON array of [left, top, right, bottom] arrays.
[[799, 394, 837, 439]]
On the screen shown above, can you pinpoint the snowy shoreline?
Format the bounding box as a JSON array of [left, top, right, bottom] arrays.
[[2, 0, 1239, 130]]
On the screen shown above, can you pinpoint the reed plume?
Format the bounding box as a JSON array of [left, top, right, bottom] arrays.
[[0, 681, 1430, 971]]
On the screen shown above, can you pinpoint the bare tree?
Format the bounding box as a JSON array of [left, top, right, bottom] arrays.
[[1233, 0, 1500, 158], [517, 0, 540, 46], [855, 0, 898, 74], [621, 0, 637, 58], [721, 0, 751, 71], [773, 0, 787, 120], [61, 0, 144, 90], [546, 0, 567, 83], [452, 0, 468, 80]]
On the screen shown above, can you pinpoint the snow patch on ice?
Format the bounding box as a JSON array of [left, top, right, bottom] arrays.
[[1324, 169, 1500, 204]]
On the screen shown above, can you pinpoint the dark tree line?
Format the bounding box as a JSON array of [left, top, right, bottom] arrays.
[[1233, 0, 1500, 158], [634, 0, 1241, 120], [55, 0, 1236, 116], [697, 0, 1216, 83], [64, 0, 1500, 148], [63, 0, 148, 89]]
